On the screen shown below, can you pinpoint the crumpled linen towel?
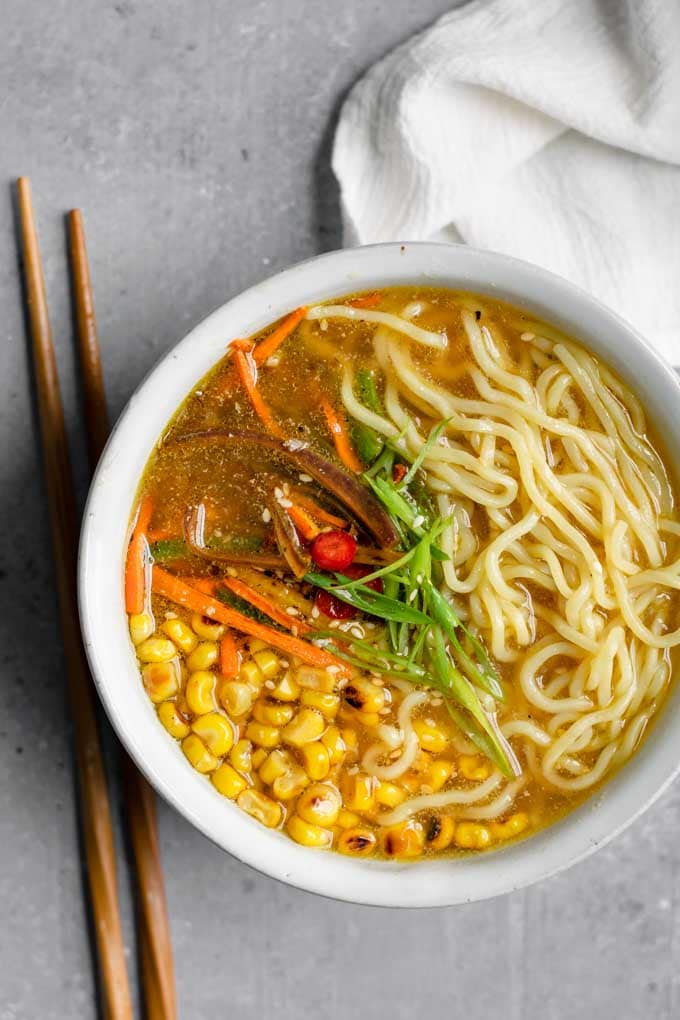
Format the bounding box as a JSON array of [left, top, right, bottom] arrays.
[[333, 0, 680, 362]]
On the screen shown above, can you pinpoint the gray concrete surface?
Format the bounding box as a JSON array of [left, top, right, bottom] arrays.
[[1, 2, 679, 1018]]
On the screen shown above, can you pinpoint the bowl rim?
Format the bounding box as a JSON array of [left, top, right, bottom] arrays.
[[79, 241, 680, 907]]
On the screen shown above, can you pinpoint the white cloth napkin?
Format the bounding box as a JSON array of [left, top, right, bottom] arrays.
[[333, 0, 680, 363]]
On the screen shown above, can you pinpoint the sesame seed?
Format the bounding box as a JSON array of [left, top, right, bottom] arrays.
[[262, 508, 271, 523], [164, 611, 178, 619], [413, 515, 425, 528], [279, 660, 289, 668], [291, 626, 299, 636], [299, 474, 312, 482], [274, 487, 283, 500], [278, 498, 293, 508], [205, 607, 216, 617], [311, 606, 320, 619], [327, 665, 340, 674], [320, 319, 328, 332], [286, 606, 299, 616], [264, 680, 275, 689], [520, 331, 535, 342], [329, 620, 340, 629], [226, 567, 237, 577], [266, 356, 280, 367]]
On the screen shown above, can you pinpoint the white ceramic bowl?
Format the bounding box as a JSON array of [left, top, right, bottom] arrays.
[[79, 242, 680, 907]]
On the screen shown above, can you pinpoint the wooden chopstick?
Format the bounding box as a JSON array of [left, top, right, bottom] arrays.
[[68, 209, 178, 1020], [16, 179, 133, 1020]]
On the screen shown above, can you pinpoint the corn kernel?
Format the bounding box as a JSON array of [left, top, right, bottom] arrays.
[[239, 659, 264, 691], [338, 706, 380, 728], [186, 641, 219, 672], [191, 613, 225, 641], [300, 690, 340, 719], [425, 815, 455, 851], [428, 760, 455, 792], [287, 814, 333, 848], [246, 721, 281, 748], [269, 673, 300, 702], [282, 707, 326, 747], [137, 637, 177, 663], [253, 649, 280, 679], [272, 767, 309, 801], [253, 699, 295, 727], [321, 725, 346, 765], [375, 781, 407, 808], [248, 638, 268, 654], [297, 783, 342, 827], [454, 822, 491, 850], [237, 788, 282, 828], [458, 755, 493, 782], [337, 827, 376, 856], [129, 612, 154, 645], [259, 748, 293, 785], [191, 712, 234, 756], [157, 699, 190, 738], [211, 762, 248, 798], [413, 718, 448, 754], [381, 821, 425, 858], [218, 680, 254, 717], [142, 660, 180, 703], [251, 748, 267, 769], [340, 728, 358, 757], [343, 676, 385, 713], [161, 618, 197, 654], [185, 670, 216, 715], [490, 812, 529, 841], [229, 739, 253, 774], [294, 666, 336, 693], [337, 809, 360, 829], [341, 773, 376, 814], [301, 741, 330, 780], [182, 733, 218, 773]]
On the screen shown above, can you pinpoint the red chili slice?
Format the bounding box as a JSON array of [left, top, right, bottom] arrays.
[[315, 589, 357, 620], [343, 563, 384, 593], [311, 529, 357, 571]]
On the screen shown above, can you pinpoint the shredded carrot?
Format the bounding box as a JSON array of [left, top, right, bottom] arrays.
[[233, 348, 284, 437], [286, 504, 321, 542], [230, 338, 254, 351], [152, 567, 346, 672], [125, 495, 153, 614], [253, 307, 307, 365], [347, 292, 381, 309], [321, 399, 363, 472], [221, 576, 312, 635], [290, 491, 347, 529], [219, 632, 240, 678]]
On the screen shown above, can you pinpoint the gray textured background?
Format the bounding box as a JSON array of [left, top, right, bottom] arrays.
[[1, 2, 678, 1018]]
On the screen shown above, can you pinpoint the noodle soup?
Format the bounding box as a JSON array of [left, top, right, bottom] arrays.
[[124, 287, 680, 859]]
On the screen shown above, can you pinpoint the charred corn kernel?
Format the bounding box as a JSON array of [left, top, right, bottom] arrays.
[[458, 755, 493, 782], [425, 815, 455, 851], [211, 762, 247, 799], [272, 767, 309, 801], [157, 699, 190, 738], [229, 738, 253, 774], [161, 618, 197, 654], [321, 725, 346, 765], [142, 661, 180, 703], [182, 733, 218, 773], [428, 760, 455, 792], [297, 783, 342, 827], [282, 707, 325, 747], [246, 721, 281, 748], [218, 680, 254, 717], [251, 748, 267, 769], [343, 675, 386, 713], [375, 781, 407, 808], [300, 690, 340, 719], [191, 612, 225, 641], [237, 788, 282, 828], [253, 699, 295, 726], [186, 641, 219, 672], [340, 728, 358, 757], [295, 666, 336, 693], [248, 638, 268, 654], [137, 637, 177, 663], [338, 827, 376, 856], [258, 748, 292, 785], [129, 612, 154, 645], [186, 670, 216, 715], [239, 659, 264, 691], [269, 673, 300, 702], [191, 712, 234, 756], [382, 821, 425, 858], [413, 718, 448, 754], [287, 814, 333, 848], [490, 812, 529, 841], [454, 822, 491, 850], [341, 773, 376, 813], [253, 649, 280, 679], [337, 809, 360, 829], [301, 741, 330, 780]]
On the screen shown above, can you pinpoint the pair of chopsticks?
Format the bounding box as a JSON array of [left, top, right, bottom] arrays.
[[16, 178, 177, 1020]]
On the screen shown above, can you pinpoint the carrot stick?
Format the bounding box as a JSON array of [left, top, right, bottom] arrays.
[[286, 504, 321, 542], [348, 292, 381, 309], [221, 576, 311, 634], [125, 494, 153, 614], [321, 399, 363, 472], [219, 633, 240, 678], [230, 339, 254, 351], [233, 348, 283, 437], [253, 307, 307, 365], [290, 492, 347, 529], [152, 567, 346, 672]]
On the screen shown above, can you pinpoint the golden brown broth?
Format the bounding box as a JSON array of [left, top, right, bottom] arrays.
[[129, 286, 680, 859]]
